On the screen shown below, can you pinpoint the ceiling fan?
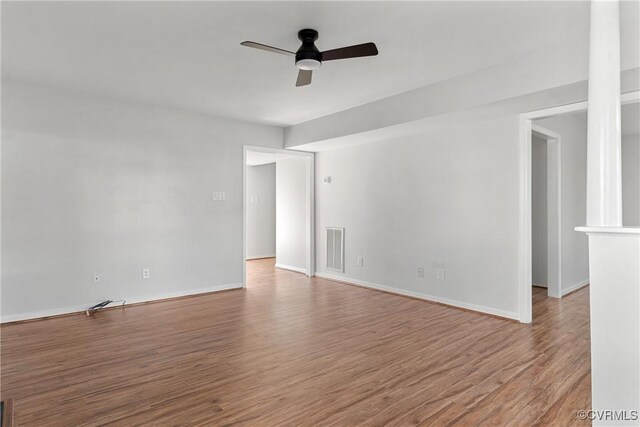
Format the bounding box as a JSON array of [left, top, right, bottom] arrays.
[[241, 29, 378, 87]]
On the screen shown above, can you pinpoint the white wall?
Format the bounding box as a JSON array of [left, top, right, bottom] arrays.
[[1, 81, 282, 322], [315, 116, 521, 319], [622, 134, 640, 226], [246, 163, 276, 259], [275, 157, 308, 273], [584, 231, 640, 426], [531, 135, 548, 287], [535, 115, 589, 295]]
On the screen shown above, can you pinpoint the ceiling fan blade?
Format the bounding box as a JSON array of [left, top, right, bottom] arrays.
[[240, 41, 294, 56], [296, 69, 312, 87], [321, 42, 378, 61]]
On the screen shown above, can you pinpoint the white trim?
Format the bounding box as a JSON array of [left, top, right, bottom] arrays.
[[520, 90, 639, 121], [1, 283, 243, 324], [561, 279, 590, 297], [576, 226, 640, 235], [522, 102, 587, 120], [531, 124, 562, 140], [518, 116, 533, 323], [308, 151, 316, 276], [243, 145, 315, 286], [520, 122, 562, 320], [315, 272, 520, 321], [246, 254, 276, 260], [275, 263, 307, 274], [620, 91, 640, 105]]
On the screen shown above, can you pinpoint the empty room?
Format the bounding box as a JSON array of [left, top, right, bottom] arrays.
[[1, 1, 639, 426]]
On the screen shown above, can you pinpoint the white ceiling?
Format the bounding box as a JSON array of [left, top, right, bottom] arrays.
[[2, 1, 625, 127]]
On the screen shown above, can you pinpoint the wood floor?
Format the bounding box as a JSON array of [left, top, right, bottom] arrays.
[[1, 258, 591, 426]]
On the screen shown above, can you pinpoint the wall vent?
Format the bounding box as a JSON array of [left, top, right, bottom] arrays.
[[326, 227, 345, 272]]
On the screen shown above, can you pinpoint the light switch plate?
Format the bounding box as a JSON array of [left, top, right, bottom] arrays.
[[213, 191, 225, 201]]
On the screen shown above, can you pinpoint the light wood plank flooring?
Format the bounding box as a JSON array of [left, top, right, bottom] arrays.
[[1, 258, 590, 426]]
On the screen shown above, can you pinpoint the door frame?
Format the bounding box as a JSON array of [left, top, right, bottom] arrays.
[[517, 90, 640, 323], [242, 145, 315, 287], [531, 124, 562, 301]]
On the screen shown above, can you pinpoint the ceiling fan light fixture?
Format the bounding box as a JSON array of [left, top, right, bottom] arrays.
[[296, 58, 321, 70], [240, 28, 378, 87]]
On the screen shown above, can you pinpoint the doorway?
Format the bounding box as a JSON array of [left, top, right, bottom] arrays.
[[519, 92, 640, 323], [530, 126, 562, 306], [242, 146, 315, 287]]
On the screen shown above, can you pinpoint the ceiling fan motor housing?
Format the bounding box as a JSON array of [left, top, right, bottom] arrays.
[[295, 29, 322, 70]]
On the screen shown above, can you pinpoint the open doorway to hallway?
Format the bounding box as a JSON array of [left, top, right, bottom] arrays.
[[520, 94, 639, 323], [243, 147, 315, 287], [520, 109, 589, 322], [530, 126, 561, 307], [529, 125, 564, 321]]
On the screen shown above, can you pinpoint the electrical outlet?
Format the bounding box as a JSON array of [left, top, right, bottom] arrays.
[[93, 273, 101, 285], [142, 268, 150, 279], [212, 191, 225, 201], [357, 257, 364, 267], [417, 267, 424, 278], [437, 268, 446, 281]]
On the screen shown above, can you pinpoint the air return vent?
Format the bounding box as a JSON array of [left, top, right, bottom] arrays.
[[326, 227, 345, 272]]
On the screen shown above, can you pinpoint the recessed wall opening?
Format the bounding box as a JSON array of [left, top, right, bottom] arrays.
[[519, 93, 640, 323], [530, 126, 562, 309], [243, 147, 315, 287]]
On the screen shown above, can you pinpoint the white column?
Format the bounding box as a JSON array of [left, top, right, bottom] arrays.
[[586, 0, 622, 227], [580, 3, 640, 425]]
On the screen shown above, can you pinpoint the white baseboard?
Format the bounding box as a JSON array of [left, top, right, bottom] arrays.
[[0, 283, 243, 324], [246, 254, 276, 260], [274, 263, 307, 274], [315, 272, 520, 321], [561, 279, 589, 297]]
